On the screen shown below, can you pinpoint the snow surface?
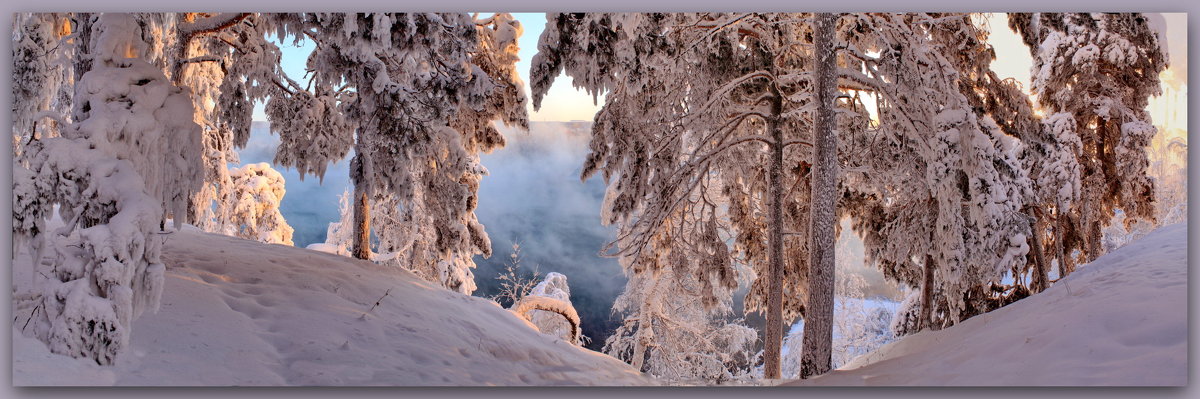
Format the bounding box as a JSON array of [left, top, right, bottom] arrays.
[[10, 218, 1186, 387], [785, 222, 1187, 386], [13, 226, 649, 386]]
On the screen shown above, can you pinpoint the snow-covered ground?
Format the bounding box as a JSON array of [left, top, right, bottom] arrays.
[[12, 226, 650, 386], [786, 222, 1187, 386], [11, 221, 1187, 386]]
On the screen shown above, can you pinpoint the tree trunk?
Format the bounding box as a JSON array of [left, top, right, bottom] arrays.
[[72, 13, 93, 85], [351, 153, 371, 260], [1056, 212, 1070, 278], [799, 12, 838, 380], [918, 253, 935, 331], [1028, 212, 1049, 293], [761, 60, 786, 381]]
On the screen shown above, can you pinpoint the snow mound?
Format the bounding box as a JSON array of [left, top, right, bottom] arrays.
[[13, 227, 650, 386], [785, 222, 1187, 386]]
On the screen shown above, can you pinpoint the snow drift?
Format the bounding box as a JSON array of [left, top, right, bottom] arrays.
[[785, 222, 1187, 386], [13, 227, 649, 386]]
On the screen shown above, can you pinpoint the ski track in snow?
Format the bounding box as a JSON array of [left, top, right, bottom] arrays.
[[13, 226, 649, 386], [785, 222, 1187, 386]]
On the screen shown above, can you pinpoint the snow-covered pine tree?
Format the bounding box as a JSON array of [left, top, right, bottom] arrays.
[[799, 12, 838, 379], [263, 13, 528, 294], [531, 13, 872, 379], [837, 13, 1032, 331], [923, 14, 1062, 294], [169, 13, 274, 235], [12, 13, 203, 364], [1008, 13, 1166, 274]]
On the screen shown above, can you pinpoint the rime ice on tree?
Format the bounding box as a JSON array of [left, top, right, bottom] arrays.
[[12, 13, 203, 365], [264, 13, 529, 294]]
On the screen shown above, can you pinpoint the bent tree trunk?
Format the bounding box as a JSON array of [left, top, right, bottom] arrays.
[[511, 295, 582, 345], [799, 11, 838, 380], [351, 153, 371, 260]]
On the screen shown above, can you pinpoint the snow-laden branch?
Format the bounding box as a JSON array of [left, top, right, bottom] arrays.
[[677, 71, 775, 124], [176, 55, 223, 66], [782, 139, 813, 148], [682, 13, 752, 47], [30, 110, 67, 127], [178, 13, 252, 38]]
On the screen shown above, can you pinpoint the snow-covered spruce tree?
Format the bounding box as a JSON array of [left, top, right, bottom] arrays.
[[151, 13, 322, 241], [262, 13, 528, 294], [11, 13, 203, 364], [837, 13, 1032, 331], [1008, 13, 1166, 274], [531, 13, 874, 379], [227, 162, 295, 245]]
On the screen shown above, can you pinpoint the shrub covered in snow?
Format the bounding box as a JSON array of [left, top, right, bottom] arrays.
[[226, 162, 294, 245], [604, 255, 758, 384]]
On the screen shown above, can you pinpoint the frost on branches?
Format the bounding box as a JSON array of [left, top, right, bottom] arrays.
[[12, 13, 202, 365], [1009, 13, 1166, 271], [226, 163, 295, 245], [263, 13, 529, 294], [12, 13, 73, 156], [837, 13, 1032, 330], [782, 272, 895, 377], [602, 232, 757, 384], [531, 13, 842, 379]]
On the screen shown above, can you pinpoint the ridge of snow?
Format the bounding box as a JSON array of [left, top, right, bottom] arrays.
[[784, 222, 1187, 386], [13, 227, 649, 386]]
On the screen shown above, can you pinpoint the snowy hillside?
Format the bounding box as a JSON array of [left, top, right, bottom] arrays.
[[786, 222, 1187, 386], [12, 227, 650, 386]]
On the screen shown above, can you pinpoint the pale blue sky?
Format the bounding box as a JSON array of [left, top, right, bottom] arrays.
[[252, 13, 602, 122]]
